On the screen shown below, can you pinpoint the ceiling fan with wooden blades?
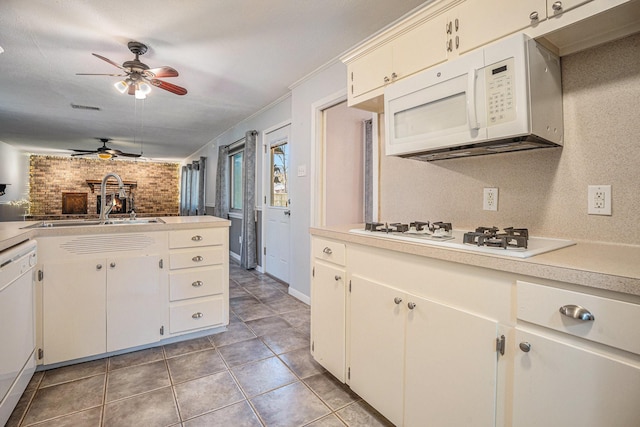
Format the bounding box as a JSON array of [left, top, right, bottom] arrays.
[[69, 138, 142, 159], [76, 41, 187, 97]]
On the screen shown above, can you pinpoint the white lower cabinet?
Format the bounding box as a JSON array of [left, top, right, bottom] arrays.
[[42, 260, 106, 365], [512, 328, 640, 427], [349, 274, 500, 427], [106, 255, 162, 352], [42, 254, 162, 364], [168, 228, 229, 335], [311, 237, 347, 382], [511, 280, 640, 426]]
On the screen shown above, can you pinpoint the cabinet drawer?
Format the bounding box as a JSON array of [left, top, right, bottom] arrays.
[[169, 266, 224, 301], [517, 281, 640, 354], [170, 246, 223, 270], [169, 296, 224, 333], [169, 228, 225, 249], [312, 238, 346, 266]]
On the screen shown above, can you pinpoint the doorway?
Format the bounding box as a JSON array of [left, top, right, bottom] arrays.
[[322, 101, 375, 226], [263, 124, 291, 284]]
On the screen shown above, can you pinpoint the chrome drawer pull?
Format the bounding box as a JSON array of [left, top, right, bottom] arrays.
[[394, 297, 403, 305], [192, 312, 204, 319], [192, 281, 203, 287], [559, 304, 595, 321], [407, 302, 416, 310], [192, 235, 203, 241], [192, 256, 204, 262], [322, 247, 332, 255]]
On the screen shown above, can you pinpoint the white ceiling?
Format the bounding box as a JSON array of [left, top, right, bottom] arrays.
[[0, 0, 428, 161]]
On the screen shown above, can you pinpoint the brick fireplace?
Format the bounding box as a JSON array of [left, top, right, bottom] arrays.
[[29, 156, 180, 219]]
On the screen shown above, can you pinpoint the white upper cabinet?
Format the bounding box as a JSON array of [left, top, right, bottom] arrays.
[[547, 0, 593, 17], [456, 0, 547, 55]]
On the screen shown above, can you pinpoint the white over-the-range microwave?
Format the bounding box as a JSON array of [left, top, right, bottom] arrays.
[[385, 33, 563, 161]]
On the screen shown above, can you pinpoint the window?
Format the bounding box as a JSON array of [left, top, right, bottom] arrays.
[[270, 141, 288, 207], [230, 149, 243, 210]]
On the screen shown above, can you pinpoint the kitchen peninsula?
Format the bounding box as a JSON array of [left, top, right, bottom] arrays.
[[0, 215, 230, 366]]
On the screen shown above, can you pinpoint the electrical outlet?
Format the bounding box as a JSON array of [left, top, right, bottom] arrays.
[[483, 187, 498, 211], [588, 185, 611, 215]]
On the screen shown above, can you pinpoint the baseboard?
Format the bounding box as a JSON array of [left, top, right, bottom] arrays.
[[288, 287, 310, 305]]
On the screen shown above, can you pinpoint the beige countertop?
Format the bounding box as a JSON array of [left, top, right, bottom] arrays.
[[310, 224, 640, 298], [0, 215, 231, 252]]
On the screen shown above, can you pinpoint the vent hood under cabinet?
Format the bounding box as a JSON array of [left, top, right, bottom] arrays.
[[384, 34, 563, 161]]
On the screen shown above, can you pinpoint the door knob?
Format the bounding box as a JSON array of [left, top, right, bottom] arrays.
[[519, 342, 531, 352], [110, 262, 116, 268], [552, 1, 563, 11]]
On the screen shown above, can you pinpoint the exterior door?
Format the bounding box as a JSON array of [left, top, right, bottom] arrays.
[[264, 124, 291, 283]]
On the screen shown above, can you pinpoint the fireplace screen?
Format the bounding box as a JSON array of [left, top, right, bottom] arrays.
[[96, 195, 127, 214]]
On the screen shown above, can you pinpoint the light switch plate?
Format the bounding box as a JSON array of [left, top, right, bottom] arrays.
[[297, 165, 307, 177]]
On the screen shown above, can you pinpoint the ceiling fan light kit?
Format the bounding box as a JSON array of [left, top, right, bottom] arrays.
[[70, 138, 142, 160]]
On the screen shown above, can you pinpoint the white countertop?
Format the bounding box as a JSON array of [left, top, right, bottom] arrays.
[[311, 224, 640, 298], [0, 215, 231, 253]]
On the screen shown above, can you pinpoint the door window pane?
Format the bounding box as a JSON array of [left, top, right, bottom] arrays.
[[230, 151, 243, 210], [270, 142, 288, 207]]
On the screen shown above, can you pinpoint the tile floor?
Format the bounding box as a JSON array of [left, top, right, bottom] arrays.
[[7, 261, 393, 427]]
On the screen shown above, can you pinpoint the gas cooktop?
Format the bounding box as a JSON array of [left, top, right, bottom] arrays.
[[350, 222, 575, 258]]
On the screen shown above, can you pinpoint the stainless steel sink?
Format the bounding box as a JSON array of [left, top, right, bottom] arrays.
[[22, 218, 165, 229]]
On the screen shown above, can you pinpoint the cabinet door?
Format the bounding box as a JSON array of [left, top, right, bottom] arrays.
[[393, 14, 449, 79], [513, 329, 640, 427], [404, 296, 499, 427], [43, 260, 106, 364], [458, 0, 546, 54], [547, 0, 593, 17], [349, 275, 405, 427], [106, 255, 162, 352], [348, 43, 393, 99], [311, 261, 346, 382]]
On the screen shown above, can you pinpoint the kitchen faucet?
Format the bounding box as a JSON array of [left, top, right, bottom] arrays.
[[99, 172, 127, 223]]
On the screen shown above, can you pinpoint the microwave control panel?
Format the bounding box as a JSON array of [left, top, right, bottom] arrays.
[[485, 58, 516, 126]]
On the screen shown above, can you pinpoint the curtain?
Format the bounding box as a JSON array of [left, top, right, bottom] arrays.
[[240, 130, 258, 269], [180, 156, 207, 216], [364, 118, 374, 223], [213, 146, 229, 219]]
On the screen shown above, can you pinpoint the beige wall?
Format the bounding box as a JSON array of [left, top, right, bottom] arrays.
[[379, 33, 640, 245], [29, 156, 180, 218]]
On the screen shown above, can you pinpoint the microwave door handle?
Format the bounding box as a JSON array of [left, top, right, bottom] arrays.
[[467, 68, 480, 130]]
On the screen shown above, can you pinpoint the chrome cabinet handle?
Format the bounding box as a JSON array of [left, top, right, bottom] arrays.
[[192, 235, 203, 241], [383, 76, 390, 83], [519, 342, 531, 352], [407, 302, 416, 310], [192, 281, 203, 287], [192, 256, 203, 262], [552, 1, 563, 11], [394, 297, 403, 305], [446, 21, 452, 34], [192, 312, 203, 319], [455, 35, 459, 49], [529, 11, 539, 20], [559, 304, 595, 321], [391, 72, 397, 79], [322, 247, 332, 255], [334, 275, 341, 281], [446, 39, 453, 52], [96, 264, 103, 270], [110, 262, 116, 268]]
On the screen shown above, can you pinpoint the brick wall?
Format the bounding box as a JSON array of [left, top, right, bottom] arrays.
[[29, 156, 180, 218]]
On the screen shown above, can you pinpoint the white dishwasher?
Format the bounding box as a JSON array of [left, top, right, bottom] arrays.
[[0, 240, 37, 426]]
